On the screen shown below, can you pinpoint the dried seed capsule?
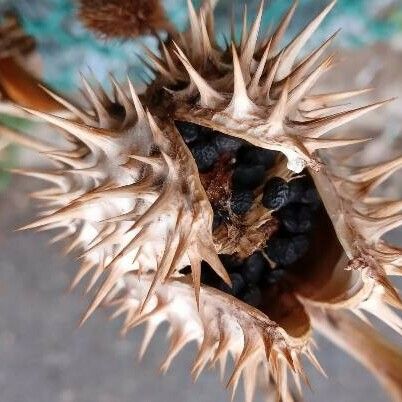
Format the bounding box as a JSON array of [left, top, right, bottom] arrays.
[[278, 203, 314, 233], [242, 252, 267, 284], [230, 190, 254, 215], [190, 142, 219, 172], [175, 121, 200, 144], [232, 164, 265, 190], [262, 177, 290, 209], [265, 235, 309, 266], [237, 146, 277, 169], [242, 285, 262, 307]]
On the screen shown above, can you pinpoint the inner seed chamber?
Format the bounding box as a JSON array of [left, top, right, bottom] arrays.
[[176, 121, 342, 331]]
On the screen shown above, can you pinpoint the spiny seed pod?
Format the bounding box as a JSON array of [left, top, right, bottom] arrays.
[[78, 0, 173, 39], [1, 1, 402, 401]]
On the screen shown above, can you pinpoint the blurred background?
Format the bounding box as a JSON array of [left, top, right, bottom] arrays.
[[0, 0, 401, 401]]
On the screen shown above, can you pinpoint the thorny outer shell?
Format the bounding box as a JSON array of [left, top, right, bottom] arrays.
[[0, 1, 402, 401]]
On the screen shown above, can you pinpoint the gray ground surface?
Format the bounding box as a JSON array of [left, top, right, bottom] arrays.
[[1, 43, 402, 402]]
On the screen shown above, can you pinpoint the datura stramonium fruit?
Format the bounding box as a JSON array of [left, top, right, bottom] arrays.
[[1, 1, 402, 401]]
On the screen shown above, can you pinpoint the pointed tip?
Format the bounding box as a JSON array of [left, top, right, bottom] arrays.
[[127, 76, 146, 121]]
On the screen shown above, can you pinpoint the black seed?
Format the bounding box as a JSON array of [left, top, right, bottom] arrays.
[[265, 235, 309, 266], [301, 187, 321, 209], [277, 203, 314, 233], [288, 178, 307, 202], [237, 146, 277, 168], [242, 252, 267, 284], [219, 273, 246, 296], [219, 254, 243, 272], [175, 121, 200, 144], [230, 190, 254, 215], [213, 134, 243, 154], [232, 164, 265, 190], [262, 177, 290, 210], [190, 142, 219, 172], [263, 268, 288, 286], [242, 285, 262, 307]]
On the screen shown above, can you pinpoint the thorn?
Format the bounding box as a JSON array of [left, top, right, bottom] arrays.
[[173, 42, 224, 108], [224, 44, 258, 118], [269, 0, 299, 53], [277, 0, 337, 80], [39, 84, 95, 125], [240, 0, 264, 77], [127, 77, 146, 122]]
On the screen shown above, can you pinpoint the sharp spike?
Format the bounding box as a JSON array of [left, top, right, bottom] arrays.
[[269, 0, 298, 54], [199, 12, 213, 58], [226, 334, 256, 393], [138, 321, 160, 361], [354, 212, 402, 243], [269, 78, 290, 123], [290, 99, 393, 138], [69, 260, 96, 291], [350, 155, 402, 185], [127, 77, 146, 122], [21, 107, 117, 150], [0, 125, 53, 152], [80, 74, 116, 128], [160, 327, 190, 374], [200, 242, 231, 286], [277, 0, 337, 80], [301, 104, 348, 119], [306, 348, 327, 378], [248, 38, 271, 99], [142, 46, 176, 83], [263, 50, 283, 102], [283, 29, 339, 88], [80, 265, 128, 326], [362, 199, 402, 218], [160, 42, 180, 78], [302, 88, 373, 109], [240, 0, 264, 76], [10, 169, 67, 187], [242, 364, 258, 402], [109, 74, 136, 125], [240, 4, 248, 50], [302, 136, 371, 154], [187, 0, 203, 59], [173, 42, 224, 109], [225, 44, 258, 118]]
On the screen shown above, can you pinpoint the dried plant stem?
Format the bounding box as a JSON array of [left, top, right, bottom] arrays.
[[309, 306, 402, 402]]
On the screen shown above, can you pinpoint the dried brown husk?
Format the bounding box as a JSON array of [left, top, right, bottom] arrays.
[[1, 1, 402, 401]]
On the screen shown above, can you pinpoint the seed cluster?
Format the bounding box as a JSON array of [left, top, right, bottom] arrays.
[[176, 121, 322, 309], [176, 121, 277, 221]]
